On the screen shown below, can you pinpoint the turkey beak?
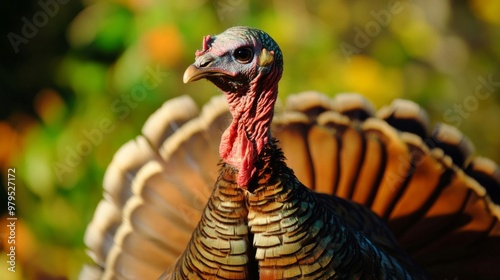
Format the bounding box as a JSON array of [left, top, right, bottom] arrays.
[[183, 54, 217, 83], [183, 64, 231, 84], [183, 64, 207, 83], [183, 56, 234, 83]]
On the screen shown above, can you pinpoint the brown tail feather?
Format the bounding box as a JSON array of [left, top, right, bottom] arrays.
[[84, 200, 122, 267], [103, 136, 158, 208], [431, 123, 475, 168], [272, 112, 315, 188], [350, 135, 385, 206], [141, 95, 200, 150], [377, 98, 429, 139], [387, 134, 447, 236], [360, 118, 414, 218], [307, 124, 340, 195], [284, 90, 332, 118], [333, 124, 366, 199], [467, 156, 500, 204], [332, 93, 375, 120]]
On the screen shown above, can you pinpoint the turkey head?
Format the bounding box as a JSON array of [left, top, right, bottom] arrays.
[[184, 26, 283, 189]]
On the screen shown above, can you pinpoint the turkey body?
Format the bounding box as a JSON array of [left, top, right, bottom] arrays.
[[82, 27, 500, 280]]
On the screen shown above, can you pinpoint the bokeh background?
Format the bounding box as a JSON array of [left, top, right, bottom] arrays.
[[1, 0, 499, 279]]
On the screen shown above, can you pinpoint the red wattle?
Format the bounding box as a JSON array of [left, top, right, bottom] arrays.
[[220, 121, 257, 188]]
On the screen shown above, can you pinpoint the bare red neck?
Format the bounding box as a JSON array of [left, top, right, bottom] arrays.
[[219, 70, 279, 188]]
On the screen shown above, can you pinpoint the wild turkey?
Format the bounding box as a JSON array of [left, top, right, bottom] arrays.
[[82, 26, 500, 279]]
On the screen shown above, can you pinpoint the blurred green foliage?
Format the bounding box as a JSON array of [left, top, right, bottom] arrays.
[[1, 0, 499, 279]]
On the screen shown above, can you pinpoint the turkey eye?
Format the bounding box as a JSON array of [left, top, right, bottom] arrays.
[[233, 48, 253, 63]]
